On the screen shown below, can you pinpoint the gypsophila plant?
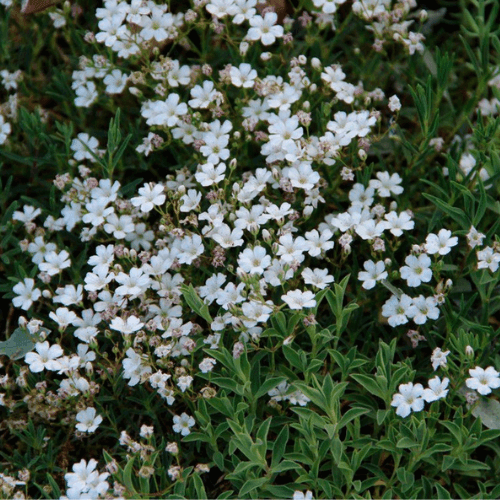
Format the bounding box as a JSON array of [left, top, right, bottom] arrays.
[[1, 0, 500, 498]]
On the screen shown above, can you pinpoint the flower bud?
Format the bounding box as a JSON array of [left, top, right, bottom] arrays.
[[239, 41, 249, 55], [311, 57, 322, 69], [303, 206, 313, 217]]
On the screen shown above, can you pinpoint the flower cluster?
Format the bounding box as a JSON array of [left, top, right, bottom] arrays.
[[391, 377, 449, 418]]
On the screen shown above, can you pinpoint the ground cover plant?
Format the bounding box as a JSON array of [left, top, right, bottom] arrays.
[[1, 0, 500, 498]]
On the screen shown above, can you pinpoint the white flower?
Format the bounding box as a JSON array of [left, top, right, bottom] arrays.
[[358, 260, 387, 290], [237, 246, 271, 274], [65, 458, 109, 498], [466, 226, 485, 249], [12, 278, 41, 310], [103, 69, 128, 94], [230, 63, 257, 88], [189, 81, 216, 109], [399, 254, 432, 287], [180, 189, 202, 212], [0, 114, 11, 145], [466, 366, 500, 395], [211, 224, 244, 248], [281, 290, 316, 310], [74, 81, 98, 108], [277, 233, 308, 263], [110, 316, 144, 334], [83, 198, 114, 226], [206, 0, 237, 18], [49, 307, 78, 329], [84, 267, 114, 292], [293, 491, 314, 500], [12, 205, 41, 223], [177, 234, 204, 265], [199, 357, 216, 373], [268, 380, 289, 401], [477, 247, 500, 272], [355, 219, 386, 240], [287, 163, 320, 191], [75, 407, 103, 433], [425, 229, 458, 255], [122, 347, 152, 386], [200, 133, 231, 165], [301, 268, 334, 289], [388, 95, 401, 112], [103, 213, 134, 239], [140, 9, 173, 42], [431, 347, 450, 371], [141, 94, 188, 127], [71, 133, 99, 162], [131, 183, 166, 212], [49, 10, 66, 28], [246, 12, 284, 46], [38, 250, 71, 275], [24, 341, 63, 373], [422, 377, 449, 403], [391, 382, 425, 418], [177, 375, 193, 392], [383, 211, 414, 237], [195, 162, 226, 186], [199, 274, 226, 304], [381, 294, 415, 327], [369, 171, 404, 197], [409, 295, 440, 325], [0, 69, 21, 90], [349, 183, 375, 207], [172, 412, 195, 436]]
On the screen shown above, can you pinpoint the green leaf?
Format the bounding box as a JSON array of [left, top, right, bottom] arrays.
[[263, 485, 296, 498], [396, 468, 415, 492], [207, 396, 234, 418], [435, 481, 452, 499], [441, 455, 456, 472], [419, 443, 453, 459], [239, 477, 268, 497], [396, 437, 419, 448], [213, 451, 225, 471], [255, 377, 286, 399], [45, 473, 62, 498], [271, 312, 287, 335], [350, 374, 387, 401], [192, 474, 207, 498], [271, 425, 289, 468], [470, 397, 500, 429], [292, 381, 327, 412], [182, 432, 212, 444], [180, 284, 213, 323], [376, 409, 391, 425], [0, 327, 37, 360], [422, 193, 470, 228], [338, 406, 371, 430], [271, 460, 302, 473], [211, 377, 245, 395], [122, 456, 138, 495], [282, 345, 304, 370]]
